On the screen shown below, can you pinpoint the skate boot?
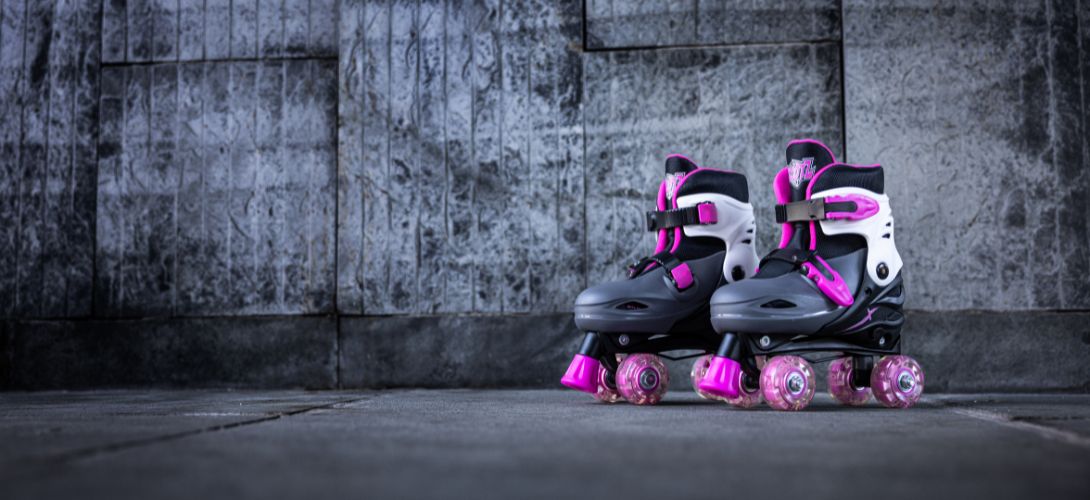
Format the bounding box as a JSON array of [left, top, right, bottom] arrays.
[[561, 155, 759, 405], [697, 139, 922, 410]]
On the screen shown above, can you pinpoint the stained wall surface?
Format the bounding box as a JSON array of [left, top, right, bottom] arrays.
[[0, 1, 1087, 390]]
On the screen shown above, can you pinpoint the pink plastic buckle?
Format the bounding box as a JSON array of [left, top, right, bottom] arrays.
[[800, 255, 853, 307], [696, 202, 717, 224], [669, 263, 694, 291], [825, 194, 879, 220]]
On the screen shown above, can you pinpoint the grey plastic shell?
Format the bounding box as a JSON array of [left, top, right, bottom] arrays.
[[573, 251, 725, 334], [709, 250, 866, 335]]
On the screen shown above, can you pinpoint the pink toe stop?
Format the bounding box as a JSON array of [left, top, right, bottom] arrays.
[[561, 354, 601, 394], [696, 355, 742, 399]]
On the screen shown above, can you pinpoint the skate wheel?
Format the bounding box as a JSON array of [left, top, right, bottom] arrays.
[[594, 367, 623, 404], [690, 355, 724, 401], [827, 357, 872, 406], [616, 353, 669, 405], [871, 355, 924, 408], [725, 368, 763, 409], [760, 356, 815, 411]]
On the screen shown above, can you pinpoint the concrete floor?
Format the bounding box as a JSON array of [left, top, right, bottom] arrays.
[[1, 390, 1088, 500]]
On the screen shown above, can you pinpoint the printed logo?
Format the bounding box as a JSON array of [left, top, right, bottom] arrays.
[[665, 173, 684, 202], [788, 158, 816, 188]]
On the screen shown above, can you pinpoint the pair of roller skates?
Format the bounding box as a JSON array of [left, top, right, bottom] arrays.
[[560, 139, 922, 411]]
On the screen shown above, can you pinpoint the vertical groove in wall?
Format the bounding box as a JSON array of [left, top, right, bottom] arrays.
[[496, 0, 505, 312], [12, 1, 27, 314], [468, 0, 477, 313], [581, 0, 587, 51], [838, 0, 847, 160], [580, 1, 588, 291], [330, 0, 342, 366], [1081, 0, 1089, 263], [335, 313, 342, 388], [1044, 0, 1061, 306], [413, 0, 420, 313], [441, 0, 449, 307]]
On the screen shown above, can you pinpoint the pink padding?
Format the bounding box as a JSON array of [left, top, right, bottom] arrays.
[[801, 255, 853, 307], [560, 354, 601, 394], [772, 167, 794, 248], [696, 355, 742, 399], [697, 202, 717, 224], [825, 194, 879, 220], [652, 180, 669, 254], [670, 263, 694, 290]]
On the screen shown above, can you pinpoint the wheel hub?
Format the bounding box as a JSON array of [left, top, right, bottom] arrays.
[[897, 372, 916, 392], [603, 371, 617, 389], [786, 373, 805, 395], [638, 368, 659, 391], [741, 373, 760, 393]]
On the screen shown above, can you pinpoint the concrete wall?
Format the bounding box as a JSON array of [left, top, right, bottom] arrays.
[[0, 1, 1088, 391]]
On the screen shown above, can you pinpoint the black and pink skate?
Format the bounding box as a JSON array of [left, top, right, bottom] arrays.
[[698, 139, 923, 411], [561, 155, 759, 405]]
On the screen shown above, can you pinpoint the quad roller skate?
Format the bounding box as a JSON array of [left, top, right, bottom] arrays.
[[561, 155, 759, 405], [697, 139, 923, 411]]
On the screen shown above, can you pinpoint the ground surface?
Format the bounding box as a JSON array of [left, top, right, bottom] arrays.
[[1, 390, 1088, 500]]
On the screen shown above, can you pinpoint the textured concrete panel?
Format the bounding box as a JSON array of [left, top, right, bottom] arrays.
[[96, 60, 336, 317], [0, 321, 9, 389], [339, 314, 581, 388], [585, 0, 841, 49], [844, 1, 1090, 310], [584, 43, 844, 285], [0, 0, 100, 318], [0, 391, 355, 474], [5, 316, 337, 389], [3, 310, 1086, 391], [337, 0, 585, 315], [904, 311, 1090, 393], [101, 0, 338, 63], [341, 310, 1090, 392], [4, 392, 1090, 500]]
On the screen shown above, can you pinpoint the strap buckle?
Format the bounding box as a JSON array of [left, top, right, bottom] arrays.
[[645, 202, 717, 231], [775, 199, 827, 223], [775, 195, 878, 223]]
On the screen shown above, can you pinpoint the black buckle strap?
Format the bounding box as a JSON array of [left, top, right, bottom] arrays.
[[645, 202, 714, 231], [758, 248, 813, 270], [626, 251, 681, 279], [775, 198, 857, 223], [626, 251, 693, 290]]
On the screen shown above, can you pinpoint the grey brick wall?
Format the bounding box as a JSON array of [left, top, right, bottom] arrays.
[[0, 1, 1087, 390], [844, 0, 1090, 310]]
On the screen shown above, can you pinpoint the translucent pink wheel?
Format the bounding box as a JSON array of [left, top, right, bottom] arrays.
[[871, 355, 924, 408], [690, 355, 725, 401], [760, 356, 816, 411], [595, 367, 623, 403], [616, 353, 669, 405], [827, 357, 872, 406]]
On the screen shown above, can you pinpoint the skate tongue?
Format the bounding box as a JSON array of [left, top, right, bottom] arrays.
[[785, 140, 836, 201], [663, 155, 699, 204]]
